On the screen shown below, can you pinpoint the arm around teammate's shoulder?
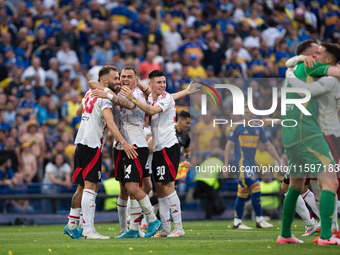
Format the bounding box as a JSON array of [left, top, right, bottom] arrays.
[[326, 64, 340, 78]]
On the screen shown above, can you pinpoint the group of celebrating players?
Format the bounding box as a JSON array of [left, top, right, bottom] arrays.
[[63, 66, 192, 239], [62, 39, 340, 245]]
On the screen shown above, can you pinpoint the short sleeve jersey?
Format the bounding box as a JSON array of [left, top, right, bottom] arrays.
[[74, 90, 112, 150], [114, 88, 148, 150], [148, 92, 178, 152]]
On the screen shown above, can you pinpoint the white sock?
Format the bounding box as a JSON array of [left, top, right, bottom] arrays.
[[117, 198, 128, 232], [68, 208, 80, 229], [295, 194, 316, 226], [129, 199, 142, 231], [256, 216, 263, 223], [332, 196, 339, 232], [139, 195, 157, 223], [301, 189, 320, 218], [79, 211, 83, 229], [234, 218, 242, 226], [338, 200, 340, 215], [81, 189, 97, 234], [167, 191, 182, 229], [158, 197, 171, 233]]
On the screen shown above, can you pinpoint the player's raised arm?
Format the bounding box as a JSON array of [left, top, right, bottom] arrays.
[[326, 64, 340, 78], [102, 108, 138, 159], [137, 79, 151, 98], [120, 86, 163, 115], [171, 81, 201, 100], [287, 71, 338, 97], [285, 55, 316, 68]]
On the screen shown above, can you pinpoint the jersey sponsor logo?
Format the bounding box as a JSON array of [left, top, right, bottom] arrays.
[[98, 171, 101, 179]]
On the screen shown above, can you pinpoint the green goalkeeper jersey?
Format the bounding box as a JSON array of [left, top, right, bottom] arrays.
[[282, 61, 330, 148]]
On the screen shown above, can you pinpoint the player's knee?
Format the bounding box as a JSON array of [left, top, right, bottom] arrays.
[[119, 190, 129, 200], [320, 178, 339, 192], [290, 178, 304, 190]]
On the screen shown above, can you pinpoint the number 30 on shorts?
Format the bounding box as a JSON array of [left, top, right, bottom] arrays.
[[157, 166, 165, 180]]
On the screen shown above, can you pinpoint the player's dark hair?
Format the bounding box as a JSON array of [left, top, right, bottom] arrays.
[[121, 66, 137, 76], [148, 70, 166, 80], [179, 110, 191, 119], [321, 42, 340, 63], [295, 40, 314, 55], [98, 65, 118, 81]]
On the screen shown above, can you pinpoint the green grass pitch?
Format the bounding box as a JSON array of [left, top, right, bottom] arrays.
[[0, 220, 339, 255]]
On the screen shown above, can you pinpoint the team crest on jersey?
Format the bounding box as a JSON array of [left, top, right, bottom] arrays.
[[244, 130, 248, 134]]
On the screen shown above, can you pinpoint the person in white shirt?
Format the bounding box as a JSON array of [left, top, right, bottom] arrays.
[[261, 19, 284, 48], [56, 40, 79, 73], [121, 70, 185, 238], [64, 65, 137, 240], [42, 153, 72, 192], [89, 66, 162, 238], [225, 37, 251, 77], [163, 22, 183, 57], [21, 57, 46, 86]]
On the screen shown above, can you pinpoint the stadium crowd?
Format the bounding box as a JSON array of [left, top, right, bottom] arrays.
[[1, 0, 340, 214]]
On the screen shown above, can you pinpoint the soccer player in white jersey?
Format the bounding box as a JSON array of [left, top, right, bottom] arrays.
[[121, 70, 185, 237], [90, 66, 161, 238], [64, 66, 137, 240]]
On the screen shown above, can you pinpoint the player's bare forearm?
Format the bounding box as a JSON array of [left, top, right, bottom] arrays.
[[265, 141, 282, 164], [326, 65, 340, 78], [131, 96, 155, 114], [172, 81, 200, 100], [120, 86, 161, 115], [137, 80, 151, 97], [183, 147, 190, 157], [112, 95, 135, 110], [172, 89, 189, 100], [88, 80, 105, 90], [76, 104, 83, 116], [223, 141, 234, 178], [102, 108, 126, 144], [224, 141, 234, 167]]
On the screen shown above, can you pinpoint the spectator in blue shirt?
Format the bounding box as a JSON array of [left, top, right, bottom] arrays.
[[31, 92, 49, 125], [17, 85, 37, 121], [0, 156, 15, 188]]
